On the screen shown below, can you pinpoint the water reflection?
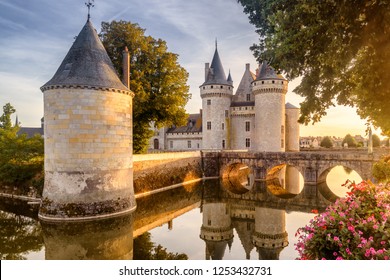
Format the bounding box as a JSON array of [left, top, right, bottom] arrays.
[[41, 214, 134, 260], [0, 165, 364, 260], [266, 164, 304, 198]]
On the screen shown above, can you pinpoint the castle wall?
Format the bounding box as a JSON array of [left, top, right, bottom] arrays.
[[133, 151, 202, 194], [40, 88, 135, 220], [230, 108, 255, 150], [285, 108, 300, 152], [166, 132, 202, 150]]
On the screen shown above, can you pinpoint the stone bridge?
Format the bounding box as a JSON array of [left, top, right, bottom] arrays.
[[202, 149, 387, 185]]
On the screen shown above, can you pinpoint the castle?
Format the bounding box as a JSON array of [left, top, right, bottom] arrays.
[[150, 45, 300, 152]]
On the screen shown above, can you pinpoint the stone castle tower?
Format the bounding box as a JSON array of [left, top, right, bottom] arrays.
[[39, 19, 136, 221], [200, 44, 233, 150], [200, 47, 300, 152]]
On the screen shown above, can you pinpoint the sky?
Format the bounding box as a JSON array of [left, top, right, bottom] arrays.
[[0, 0, 381, 138]]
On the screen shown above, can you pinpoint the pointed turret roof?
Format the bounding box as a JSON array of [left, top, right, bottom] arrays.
[[255, 61, 285, 81], [227, 70, 233, 85], [202, 45, 231, 86], [285, 102, 299, 109], [41, 20, 130, 94], [233, 63, 256, 102]]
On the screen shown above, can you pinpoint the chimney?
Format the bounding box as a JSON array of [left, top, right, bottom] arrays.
[[205, 62, 210, 81], [122, 46, 130, 88], [246, 63, 250, 71]]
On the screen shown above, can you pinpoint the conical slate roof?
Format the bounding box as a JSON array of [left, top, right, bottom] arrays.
[[202, 47, 231, 86], [285, 102, 299, 109], [41, 20, 130, 93], [255, 61, 285, 81], [233, 63, 256, 102]]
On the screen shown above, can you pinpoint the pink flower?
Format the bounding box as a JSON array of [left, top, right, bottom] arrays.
[[336, 256, 344, 260], [334, 236, 340, 241], [346, 248, 352, 255]]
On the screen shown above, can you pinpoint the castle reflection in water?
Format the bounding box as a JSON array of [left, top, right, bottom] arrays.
[[1, 166, 352, 260]]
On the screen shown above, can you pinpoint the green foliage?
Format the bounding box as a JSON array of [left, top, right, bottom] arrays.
[[372, 156, 390, 183], [133, 232, 188, 260], [238, 0, 390, 136], [320, 136, 333, 148], [0, 104, 44, 193], [342, 134, 357, 148], [0, 103, 16, 129], [372, 134, 381, 148], [296, 181, 390, 260], [99, 21, 190, 153]]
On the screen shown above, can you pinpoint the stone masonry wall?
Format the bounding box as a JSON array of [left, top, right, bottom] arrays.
[[133, 152, 203, 194]]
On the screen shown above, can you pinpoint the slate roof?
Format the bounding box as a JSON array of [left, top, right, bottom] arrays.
[[41, 20, 130, 93], [285, 102, 299, 109], [255, 61, 285, 81], [18, 127, 43, 137], [166, 113, 202, 133], [202, 47, 231, 86]]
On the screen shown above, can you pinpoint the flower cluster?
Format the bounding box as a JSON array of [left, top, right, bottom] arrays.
[[295, 180, 390, 260]]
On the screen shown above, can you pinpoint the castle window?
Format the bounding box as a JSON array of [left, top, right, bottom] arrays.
[[262, 81, 264, 84], [188, 141, 192, 148], [207, 121, 211, 130], [281, 125, 284, 135], [225, 110, 229, 118], [245, 121, 250, 132], [170, 141, 173, 149], [221, 86, 223, 89], [281, 81, 284, 84], [208, 219, 211, 226], [281, 139, 284, 148], [245, 138, 251, 148], [222, 123, 225, 130], [222, 140, 226, 149], [272, 80, 275, 84], [207, 99, 211, 105], [246, 94, 251, 101], [211, 85, 213, 89], [203, 86, 205, 89], [197, 143, 200, 148], [228, 87, 231, 89]]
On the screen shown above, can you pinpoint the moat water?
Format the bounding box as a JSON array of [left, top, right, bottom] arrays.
[[0, 166, 362, 260]]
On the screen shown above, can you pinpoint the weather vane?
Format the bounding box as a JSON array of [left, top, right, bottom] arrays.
[[85, 0, 95, 21]]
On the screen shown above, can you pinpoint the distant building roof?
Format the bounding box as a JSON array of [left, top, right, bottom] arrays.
[[41, 20, 131, 94], [167, 113, 202, 134], [18, 127, 43, 138]]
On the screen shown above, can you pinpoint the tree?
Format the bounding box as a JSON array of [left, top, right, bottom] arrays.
[[0, 103, 16, 130], [320, 136, 333, 148], [372, 134, 381, 148], [99, 21, 190, 153], [342, 134, 357, 148], [238, 0, 390, 135], [0, 104, 44, 191]]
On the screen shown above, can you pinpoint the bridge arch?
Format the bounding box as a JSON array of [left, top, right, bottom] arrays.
[[220, 162, 254, 194], [265, 163, 304, 198]]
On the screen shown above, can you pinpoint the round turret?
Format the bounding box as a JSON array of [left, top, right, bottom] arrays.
[[200, 202, 234, 260], [200, 45, 233, 150], [252, 62, 288, 152], [39, 20, 136, 221], [285, 102, 300, 152]]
